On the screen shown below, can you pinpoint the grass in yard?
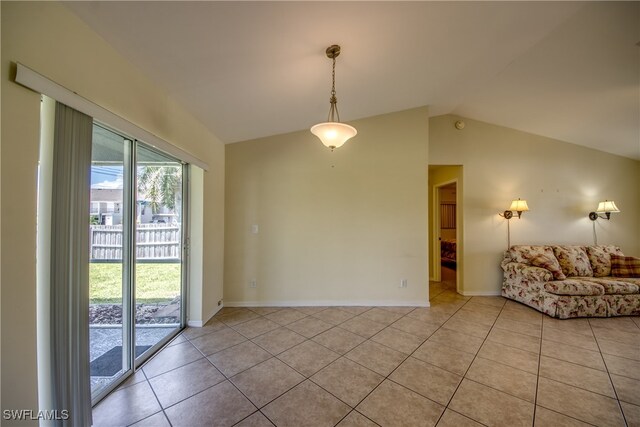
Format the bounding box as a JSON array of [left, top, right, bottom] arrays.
[[90, 263, 181, 304]]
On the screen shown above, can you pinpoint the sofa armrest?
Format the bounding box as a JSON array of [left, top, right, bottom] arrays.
[[502, 262, 553, 284]]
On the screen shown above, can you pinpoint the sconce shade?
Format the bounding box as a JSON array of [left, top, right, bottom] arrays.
[[509, 199, 529, 213], [310, 122, 357, 150], [596, 200, 620, 213]]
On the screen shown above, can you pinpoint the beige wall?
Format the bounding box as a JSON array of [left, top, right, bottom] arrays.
[[429, 115, 640, 295], [1, 2, 225, 415], [225, 107, 430, 306]]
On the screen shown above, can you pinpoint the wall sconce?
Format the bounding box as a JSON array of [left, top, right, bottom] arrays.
[[589, 200, 620, 221], [500, 198, 530, 219]]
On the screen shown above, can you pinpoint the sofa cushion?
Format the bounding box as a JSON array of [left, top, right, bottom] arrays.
[[578, 277, 639, 295], [611, 255, 640, 278], [612, 277, 640, 286], [529, 254, 566, 280], [586, 245, 624, 277], [508, 245, 555, 265], [553, 246, 593, 277], [543, 279, 604, 296]]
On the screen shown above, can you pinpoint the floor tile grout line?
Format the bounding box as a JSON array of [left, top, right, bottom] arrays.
[[532, 312, 544, 427], [588, 319, 630, 427], [534, 404, 600, 427]]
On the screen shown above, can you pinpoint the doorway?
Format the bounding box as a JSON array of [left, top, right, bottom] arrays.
[[428, 165, 462, 296]]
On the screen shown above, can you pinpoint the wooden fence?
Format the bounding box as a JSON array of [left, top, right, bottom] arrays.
[[90, 224, 181, 261]]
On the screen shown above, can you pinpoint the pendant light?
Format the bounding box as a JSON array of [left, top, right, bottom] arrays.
[[310, 45, 357, 151]]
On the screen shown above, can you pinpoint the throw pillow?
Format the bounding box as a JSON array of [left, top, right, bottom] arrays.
[[553, 246, 593, 277], [530, 254, 566, 280], [611, 255, 640, 278], [586, 245, 623, 277]]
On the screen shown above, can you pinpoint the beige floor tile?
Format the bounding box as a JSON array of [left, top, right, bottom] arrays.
[[436, 409, 484, 427], [467, 356, 537, 402], [164, 380, 256, 427], [336, 411, 378, 427], [370, 326, 424, 354], [407, 307, 453, 325], [189, 327, 247, 356], [449, 379, 534, 427], [167, 333, 188, 347], [312, 327, 366, 354], [603, 353, 640, 380], [487, 328, 541, 354], [149, 358, 225, 408], [142, 341, 204, 378], [631, 316, 640, 329], [336, 306, 373, 315], [295, 306, 330, 315], [461, 300, 503, 317], [262, 380, 350, 427], [232, 317, 280, 339], [494, 316, 542, 338], [592, 324, 640, 345], [360, 308, 404, 325], [413, 340, 475, 376], [311, 357, 384, 407], [611, 373, 640, 405], [499, 307, 543, 325], [390, 316, 440, 339], [536, 377, 625, 426], [265, 308, 308, 325], [129, 411, 171, 427], [442, 316, 492, 339], [539, 356, 615, 397], [597, 337, 640, 361], [621, 402, 640, 427], [214, 307, 244, 317], [451, 308, 497, 326], [468, 296, 506, 309], [230, 358, 305, 408], [541, 339, 606, 371], [247, 306, 282, 316], [339, 316, 387, 338], [119, 370, 148, 389], [277, 340, 340, 377], [345, 340, 406, 376], [390, 356, 462, 405], [357, 380, 445, 427], [285, 316, 333, 338], [234, 411, 274, 427], [313, 307, 356, 325], [478, 340, 539, 374], [533, 406, 592, 427], [207, 341, 272, 377], [543, 317, 594, 337], [182, 320, 228, 340], [381, 306, 417, 314], [542, 328, 598, 352], [428, 328, 484, 355], [251, 327, 306, 355], [217, 309, 261, 327], [92, 381, 162, 427]]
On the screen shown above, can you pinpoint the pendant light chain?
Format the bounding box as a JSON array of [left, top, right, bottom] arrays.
[[328, 55, 340, 123]]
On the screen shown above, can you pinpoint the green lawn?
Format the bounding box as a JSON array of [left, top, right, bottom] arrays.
[[90, 263, 181, 304]]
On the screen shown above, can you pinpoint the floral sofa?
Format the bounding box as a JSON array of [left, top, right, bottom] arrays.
[[501, 245, 640, 319]]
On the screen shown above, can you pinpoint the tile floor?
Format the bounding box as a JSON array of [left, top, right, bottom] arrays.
[[93, 282, 640, 427]]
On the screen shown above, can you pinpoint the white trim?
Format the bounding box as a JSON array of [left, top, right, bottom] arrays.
[[187, 305, 222, 327], [14, 63, 209, 171], [461, 290, 502, 296], [224, 300, 431, 308]]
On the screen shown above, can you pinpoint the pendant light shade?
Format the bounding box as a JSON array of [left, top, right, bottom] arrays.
[[311, 45, 357, 151], [310, 122, 357, 150]]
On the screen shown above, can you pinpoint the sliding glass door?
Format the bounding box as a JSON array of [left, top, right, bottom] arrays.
[[89, 124, 187, 402]]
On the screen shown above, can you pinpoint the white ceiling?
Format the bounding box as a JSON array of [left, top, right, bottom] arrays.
[[66, 1, 640, 159]]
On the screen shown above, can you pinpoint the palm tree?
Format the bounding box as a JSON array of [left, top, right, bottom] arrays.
[[137, 165, 181, 215]]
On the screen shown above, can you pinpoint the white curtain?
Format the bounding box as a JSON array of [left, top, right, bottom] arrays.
[[49, 102, 93, 426]]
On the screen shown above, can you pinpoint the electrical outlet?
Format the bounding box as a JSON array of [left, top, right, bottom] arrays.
[[249, 280, 257, 288], [400, 279, 408, 288]]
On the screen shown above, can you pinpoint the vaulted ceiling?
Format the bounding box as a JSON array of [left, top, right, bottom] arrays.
[[66, 1, 640, 159]]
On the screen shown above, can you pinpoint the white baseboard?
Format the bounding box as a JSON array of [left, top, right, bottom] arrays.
[[461, 290, 502, 297], [224, 300, 430, 308], [187, 304, 223, 327]]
